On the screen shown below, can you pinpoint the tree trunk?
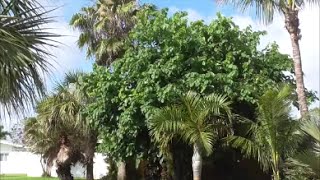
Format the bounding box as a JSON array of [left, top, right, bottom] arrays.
[[192, 144, 202, 180], [284, 8, 309, 119], [86, 161, 94, 180], [45, 163, 52, 177], [85, 134, 97, 180], [57, 164, 74, 180], [272, 152, 280, 180], [272, 169, 280, 180], [56, 135, 73, 180], [117, 161, 126, 180], [40, 155, 46, 176]]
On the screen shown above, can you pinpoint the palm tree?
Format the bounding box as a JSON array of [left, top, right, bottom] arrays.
[[294, 109, 320, 177], [37, 71, 97, 180], [0, 125, 9, 139], [0, 0, 56, 117], [216, 0, 320, 118], [70, 0, 137, 66], [24, 117, 59, 177], [149, 91, 232, 180], [226, 86, 301, 180]]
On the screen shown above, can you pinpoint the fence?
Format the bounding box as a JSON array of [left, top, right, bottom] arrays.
[[0, 151, 108, 179]]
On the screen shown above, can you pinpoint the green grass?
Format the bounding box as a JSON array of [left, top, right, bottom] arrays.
[[0, 175, 84, 180]]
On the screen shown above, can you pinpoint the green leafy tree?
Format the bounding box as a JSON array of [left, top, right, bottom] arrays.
[[0, 0, 57, 117], [0, 125, 9, 139], [82, 8, 314, 179], [149, 91, 232, 180], [226, 86, 302, 180], [216, 0, 320, 118]]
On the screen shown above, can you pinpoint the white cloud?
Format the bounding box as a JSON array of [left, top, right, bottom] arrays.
[[43, 21, 93, 90], [169, 6, 214, 23]]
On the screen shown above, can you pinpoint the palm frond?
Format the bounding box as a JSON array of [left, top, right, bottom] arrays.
[[283, 157, 317, 179], [70, 0, 137, 66], [295, 150, 320, 176], [149, 91, 232, 157], [216, 0, 281, 24], [225, 86, 302, 177], [300, 120, 320, 143], [0, 0, 43, 18], [226, 135, 271, 171], [149, 106, 185, 136], [0, 1, 57, 117]]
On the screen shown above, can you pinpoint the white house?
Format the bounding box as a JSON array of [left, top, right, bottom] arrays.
[[0, 140, 108, 179]]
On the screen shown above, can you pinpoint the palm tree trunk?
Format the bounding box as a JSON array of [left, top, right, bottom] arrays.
[[40, 155, 46, 176], [284, 8, 309, 118], [272, 169, 280, 180], [272, 154, 280, 180], [56, 135, 73, 180], [45, 163, 52, 177], [117, 161, 126, 180], [57, 164, 74, 180], [85, 134, 97, 180], [192, 144, 202, 180], [86, 161, 94, 180]]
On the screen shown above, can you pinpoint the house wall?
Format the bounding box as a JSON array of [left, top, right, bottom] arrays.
[[0, 151, 108, 179], [0, 144, 13, 153]]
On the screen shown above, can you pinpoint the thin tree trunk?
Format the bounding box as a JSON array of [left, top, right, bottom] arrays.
[[56, 135, 73, 180], [137, 160, 147, 180], [192, 144, 202, 180], [272, 152, 280, 180], [86, 161, 94, 180], [117, 161, 126, 180], [45, 162, 52, 177], [273, 170, 280, 180], [284, 8, 309, 118], [57, 164, 74, 180], [40, 155, 46, 176], [85, 134, 97, 180]]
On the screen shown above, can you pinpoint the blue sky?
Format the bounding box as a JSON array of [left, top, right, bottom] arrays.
[[1, 0, 319, 129]]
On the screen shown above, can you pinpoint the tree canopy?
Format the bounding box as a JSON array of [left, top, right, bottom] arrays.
[[81, 8, 299, 163]]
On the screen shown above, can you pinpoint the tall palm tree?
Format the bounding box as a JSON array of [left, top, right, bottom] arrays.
[[0, 0, 56, 117], [226, 86, 301, 180], [0, 125, 9, 139], [70, 0, 137, 66], [149, 91, 232, 180], [216, 0, 320, 118]]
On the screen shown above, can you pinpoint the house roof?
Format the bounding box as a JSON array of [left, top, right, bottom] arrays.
[[0, 140, 24, 148]]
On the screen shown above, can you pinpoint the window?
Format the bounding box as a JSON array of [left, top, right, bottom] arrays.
[[0, 153, 8, 161]]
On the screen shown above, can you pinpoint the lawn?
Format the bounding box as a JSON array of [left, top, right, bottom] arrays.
[[0, 175, 84, 180]]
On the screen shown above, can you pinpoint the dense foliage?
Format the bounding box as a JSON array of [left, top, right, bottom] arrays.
[[227, 86, 302, 180], [82, 8, 297, 166], [149, 91, 233, 179]]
